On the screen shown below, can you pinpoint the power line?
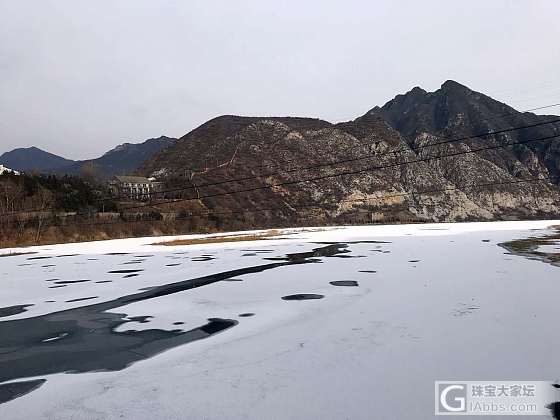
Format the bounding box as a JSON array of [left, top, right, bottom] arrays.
[[6, 131, 560, 225], [22, 175, 560, 230], [116, 132, 560, 213], [3, 113, 560, 217]]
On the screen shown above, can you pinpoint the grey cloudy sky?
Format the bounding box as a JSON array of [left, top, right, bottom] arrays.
[[1, 0, 559, 159]]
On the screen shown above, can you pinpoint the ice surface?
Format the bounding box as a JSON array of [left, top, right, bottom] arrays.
[[1, 220, 560, 419]]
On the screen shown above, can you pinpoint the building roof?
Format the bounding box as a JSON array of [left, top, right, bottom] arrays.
[[113, 176, 153, 183]]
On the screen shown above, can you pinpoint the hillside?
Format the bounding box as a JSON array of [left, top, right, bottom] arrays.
[[65, 136, 176, 177], [141, 81, 560, 225], [0, 147, 74, 172]]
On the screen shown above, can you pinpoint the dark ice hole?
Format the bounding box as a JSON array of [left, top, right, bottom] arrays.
[[192, 256, 215, 262], [95, 280, 112, 284], [126, 316, 152, 324], [0, 379, 46, 404], [330, 281, 359, 287], [108, 269, 144, 274], [282, 294, 325, 301], [0, 304, 33, 318], [238, 313, 255, 317], [123, 274, 140, 278], [358, 270, 377, 273], [166, 263, 181, 267], [54, 280, 90, 285], [66, 297, 98, 303]]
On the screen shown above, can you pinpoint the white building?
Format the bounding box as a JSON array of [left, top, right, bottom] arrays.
[[109, 176, 163, 200], [0, 164, 20, 175]]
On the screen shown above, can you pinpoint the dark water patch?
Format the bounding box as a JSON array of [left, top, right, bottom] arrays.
[[481, 239, 490, 243], [282, 294, 324, 301], [45, 300, 56, 303], [27, 256, 52, 260], [133, 255, 153, 258], [87, 258, 99, 261], [126, 316, 152, 324], [330, 280, 359, 287], [66, 296, 98, 303], [192, 256, 215, 262], [238, 313, 255, 317], [17, 263, 33, 266], [242, 253, 257, 256], [0, 242, 348, 402], [48, 285, 67, 289], [54, 280, 90, 285], [95, 280, 112, 284], [123, 274, 140, 278], [104, 252, 130, 256], [121, 260, 144, 265], [265, 244, 350, 262], [223, 278, 243, 282], [108, 269, 144, 274], [44, 278, 60, 282], [499, 228, 560, 269], [0, 304, 33, 318], [408, 260, 420, 263], [359, 270, 377, 273], [56, 254, 80, 258], [166, 263, 181, 267], [41, 264, 56, 268], [173, 321, 185, 325], [0, 379, 47, 404]]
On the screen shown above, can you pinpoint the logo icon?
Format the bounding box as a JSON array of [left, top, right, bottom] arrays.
[[436, 382, 467, 415]]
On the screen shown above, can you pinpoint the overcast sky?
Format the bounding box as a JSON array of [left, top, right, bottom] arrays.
[[1, 0, 559, 159]]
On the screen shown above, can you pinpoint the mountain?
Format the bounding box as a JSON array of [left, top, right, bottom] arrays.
[[0, 136, 176, 177], [64, 136, 176, 177], [0, 147, 74, 173], [140, 81, 560, 224]]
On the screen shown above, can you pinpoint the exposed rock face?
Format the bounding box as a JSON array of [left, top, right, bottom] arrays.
[[142, 82, 560, 224]]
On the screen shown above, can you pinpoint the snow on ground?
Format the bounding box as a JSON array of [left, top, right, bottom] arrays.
[[1, 220, 560, 419]]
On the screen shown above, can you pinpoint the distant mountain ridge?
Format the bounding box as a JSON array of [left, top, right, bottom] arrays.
[[0, 146, 74, 173], [0, 136, 176, 177]]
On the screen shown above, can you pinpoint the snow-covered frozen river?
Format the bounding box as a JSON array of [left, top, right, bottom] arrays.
[[1, 221, 560, 419]]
